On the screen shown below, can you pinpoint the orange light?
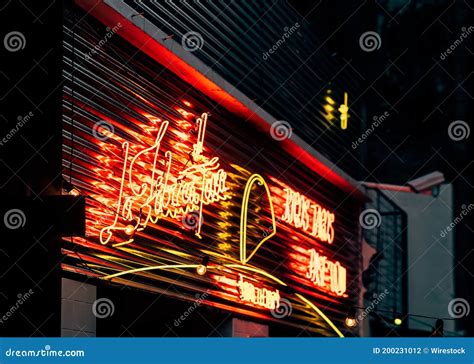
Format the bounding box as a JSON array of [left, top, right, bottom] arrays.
[[196, 264, 207, 276], [124, 224, 135, 235], [345, 317, 357, 328], [306, 248, 346, 296], [99, 112, 230, 245], [69, 188, 80, 196]]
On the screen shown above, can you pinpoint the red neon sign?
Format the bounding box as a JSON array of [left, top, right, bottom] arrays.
[[306, 248, 346, 296], [281, 187, 335, 244], [100, 112, 230, 246]]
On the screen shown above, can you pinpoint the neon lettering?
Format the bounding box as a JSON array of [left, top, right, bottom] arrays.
[[339, 92, 349, 130], [100, 112, 230, 245], [237, 274, 280, 310], [281, 188, 335, 244], [306, 249, 346, 296]]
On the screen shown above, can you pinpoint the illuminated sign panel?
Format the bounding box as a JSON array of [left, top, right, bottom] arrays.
[[62, 16, 360, 337], [339, 92, 349, 130], [281, 187, 335, 244], [307, 249, 347, 296], [237, 274, 280, 310], [100, 112, 230, 246]]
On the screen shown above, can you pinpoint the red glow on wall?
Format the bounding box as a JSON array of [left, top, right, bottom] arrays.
[[74, 0, 367, 202]]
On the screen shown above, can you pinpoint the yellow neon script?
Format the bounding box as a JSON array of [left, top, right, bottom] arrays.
[[100, 112, 230, 245], [240, 174, 276, 264], [237, 274, 280, 310], [339, 92, 349, 130], [281, 188, 335, 244], [306, 249, 346, 296]]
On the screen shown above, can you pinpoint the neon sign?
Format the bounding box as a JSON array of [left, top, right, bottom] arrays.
[[237, 274, 280, 310], [100, 112, 230, 246], [322, 90, 349, 130], [240, 174, 276, 264], [281, 187, 335, 244], [338, 92, 349, 130], [306, 248, 346, 296]]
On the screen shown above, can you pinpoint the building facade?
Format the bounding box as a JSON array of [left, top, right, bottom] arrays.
[[1, 0, 368, 337], [60, 0, 366, 337]]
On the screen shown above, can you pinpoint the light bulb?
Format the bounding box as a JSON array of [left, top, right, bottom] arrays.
[[345, 317, 357, 328], [196, 264, 207, 276], [124, 224, 135, 235]]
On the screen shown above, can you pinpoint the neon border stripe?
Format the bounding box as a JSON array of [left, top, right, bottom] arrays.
[[102, 264, 344, 337]]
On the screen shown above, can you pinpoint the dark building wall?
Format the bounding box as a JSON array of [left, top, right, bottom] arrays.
[[123, 0, 366, 178], [0, 1, 64, 336]]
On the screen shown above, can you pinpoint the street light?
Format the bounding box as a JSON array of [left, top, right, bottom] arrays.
[[345, 308, 357, 328]]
